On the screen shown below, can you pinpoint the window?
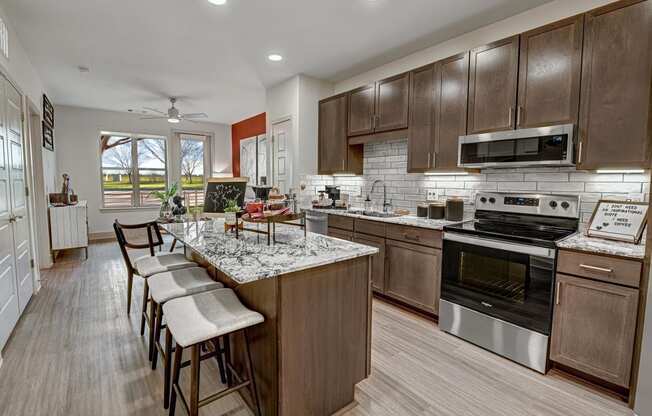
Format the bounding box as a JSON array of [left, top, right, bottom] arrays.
[[179, 134, 209, 209], [100, 133, 167, 208]]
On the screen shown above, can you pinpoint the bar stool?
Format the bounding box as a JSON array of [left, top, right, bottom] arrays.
[[113, 220, 197, 336], [164, 288, 264, 416], [146, 267, 227, 406]]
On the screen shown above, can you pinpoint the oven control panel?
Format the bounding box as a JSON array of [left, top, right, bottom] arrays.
[[475, 192, 579, 218]]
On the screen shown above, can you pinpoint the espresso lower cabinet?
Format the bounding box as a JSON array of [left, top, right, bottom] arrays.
[[353, 233, 386, 292], [327, 227, 353, 241], [385, 239, 441, 315], [550, 273, 639, 388]]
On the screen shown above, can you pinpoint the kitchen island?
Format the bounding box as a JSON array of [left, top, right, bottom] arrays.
[[161, 220, 378, 416]]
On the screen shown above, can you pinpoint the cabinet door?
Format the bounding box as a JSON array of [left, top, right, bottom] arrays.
[[348, 84, 376, 137], [434, 52, 469, 170], [318, 94, 349, 174], [550, 274, 639, 387], [517, 15, 583, 128], [577, 0, 652, 169], [407, 64, 436, 172], [467, 35, 519, 134], [353, 233, 386, 293], [375, 72, 410, 133], [385, 239, 441, 314], [328, 227, 353, 241]]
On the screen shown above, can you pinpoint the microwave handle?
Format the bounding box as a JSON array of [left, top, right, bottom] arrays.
[[443, 232, 555, 259]]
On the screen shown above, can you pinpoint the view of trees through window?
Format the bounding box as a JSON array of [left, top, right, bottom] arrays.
[[100, 134, 167, 208], [180, 135, 206, 208]]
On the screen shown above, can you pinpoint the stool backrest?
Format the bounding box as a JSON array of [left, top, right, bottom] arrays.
[[113, 220, 164, 273]]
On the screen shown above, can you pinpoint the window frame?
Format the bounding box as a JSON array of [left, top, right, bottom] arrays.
[[99, 131, 169, 210]]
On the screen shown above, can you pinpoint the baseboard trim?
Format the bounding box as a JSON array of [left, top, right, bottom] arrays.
[[89, 231, 116, 242]]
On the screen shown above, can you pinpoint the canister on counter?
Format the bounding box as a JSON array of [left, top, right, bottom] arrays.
[[417, 203, 429, 218], [428, 202, 446, 219], [445, 197, 464, 221]]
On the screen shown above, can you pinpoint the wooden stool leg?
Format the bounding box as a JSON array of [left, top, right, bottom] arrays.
[[189, 344, 201, 416], [152, 303, 163, 369], [140, 280, 149, 336], [224, 334, 232, 387], [243, 329, 262, 416], [148, 299, 157, 361], [169, 343, 183, 416], [169, 238, 177, 252], [126, 270, 133, 314], [164, 329, 172, 409], [212, 337, 227, 384]]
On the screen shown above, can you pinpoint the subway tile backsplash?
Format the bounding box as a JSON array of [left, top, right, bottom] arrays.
[[301, 139, 650, 228]]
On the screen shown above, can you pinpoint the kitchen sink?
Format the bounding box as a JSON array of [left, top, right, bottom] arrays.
[[345, 209, 402, 218]]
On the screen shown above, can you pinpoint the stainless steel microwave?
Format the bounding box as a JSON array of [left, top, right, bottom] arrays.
[[457, 124, 574, 168]]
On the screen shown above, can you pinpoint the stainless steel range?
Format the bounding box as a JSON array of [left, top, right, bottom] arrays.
[[439, 192, 580, 373]]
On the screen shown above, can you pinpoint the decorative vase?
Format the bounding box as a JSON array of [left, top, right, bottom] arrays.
[[225, 211, 236, 226], [159, 202, 171, 219]]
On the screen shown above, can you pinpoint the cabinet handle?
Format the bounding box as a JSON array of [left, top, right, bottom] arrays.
[[516, 106, 522, 126], [427, 152, 431, 168], [577, 142, 583, 164], [508, 107, 514, 127], [555, 281, 561, 305], [579, 264, 613, 273], [342, 159, 345, 171], [404, 234, 420, 242]]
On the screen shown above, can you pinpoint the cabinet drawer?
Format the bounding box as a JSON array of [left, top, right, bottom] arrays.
[[386, 224, 441, 248], [328, 227, 353, 241], [354, 219, 386, 238], [328, 215, 354, 231], [557, 250, 642, 288]]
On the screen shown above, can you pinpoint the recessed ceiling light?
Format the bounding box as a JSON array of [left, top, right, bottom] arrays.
[[268, 54, 283, 62], [208, 0, 227, 5], [78, 66, 90, 73]]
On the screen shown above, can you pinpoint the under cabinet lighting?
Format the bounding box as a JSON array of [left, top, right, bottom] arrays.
[[424, 172, 469, 176], [332, 173, 357, 177], [595, 169, 646, 174]]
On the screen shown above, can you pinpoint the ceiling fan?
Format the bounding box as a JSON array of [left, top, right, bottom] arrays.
[[140, 97, 208, 124]]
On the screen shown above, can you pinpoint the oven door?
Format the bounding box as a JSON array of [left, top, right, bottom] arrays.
[[441, 232, 556, 334]]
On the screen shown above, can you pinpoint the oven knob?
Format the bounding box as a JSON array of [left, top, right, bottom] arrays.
[[489, 197, 496, 204], [561, 201, 570, 209], [480, 197, 487, 204], [549, 201, 558, 208]]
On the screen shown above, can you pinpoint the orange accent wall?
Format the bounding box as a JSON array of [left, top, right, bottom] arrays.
[[231, 113, 266, 177]]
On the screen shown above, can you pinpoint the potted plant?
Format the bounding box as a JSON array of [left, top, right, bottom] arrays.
[[224, 199, 240, 226], [150, 182, 179, 219]]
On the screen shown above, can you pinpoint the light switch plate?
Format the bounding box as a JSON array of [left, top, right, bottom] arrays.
[[426, 189, 438, 201]]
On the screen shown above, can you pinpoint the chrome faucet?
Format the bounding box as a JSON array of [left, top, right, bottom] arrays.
[[366, 179, 392, 213]]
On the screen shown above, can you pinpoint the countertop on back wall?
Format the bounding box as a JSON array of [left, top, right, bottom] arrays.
[[303, 207, 470, 231], [556, 232, 646, 260]]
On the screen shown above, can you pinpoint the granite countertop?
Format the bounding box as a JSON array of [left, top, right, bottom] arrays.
[[303, 207, 465, 230], [556, 232, 646, 260], [161, 220, 378, 284]]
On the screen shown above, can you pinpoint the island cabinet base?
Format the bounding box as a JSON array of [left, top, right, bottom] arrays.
[[193, 252, 372, 416]]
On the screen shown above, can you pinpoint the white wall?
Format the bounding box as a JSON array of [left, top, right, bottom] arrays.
[[334, 0, 614, 93], [55, 105, 231, 234], [266, 75, 333, 188]]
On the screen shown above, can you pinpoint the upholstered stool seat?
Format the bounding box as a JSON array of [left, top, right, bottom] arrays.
[[134, 253, 197, 278], [164, 288, 264, 347], [148, 267, 223, 304]]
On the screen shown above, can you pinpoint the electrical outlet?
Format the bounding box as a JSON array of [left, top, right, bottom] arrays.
[[426, 189, 438, 201]]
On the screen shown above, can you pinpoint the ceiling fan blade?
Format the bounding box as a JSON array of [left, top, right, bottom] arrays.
[[181, 113, 208, 119], [140, 116, 168, 120], [143, 107, 167, 115]]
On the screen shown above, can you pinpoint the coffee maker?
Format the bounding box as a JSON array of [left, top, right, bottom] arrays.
[[324, 185, 340, 207]]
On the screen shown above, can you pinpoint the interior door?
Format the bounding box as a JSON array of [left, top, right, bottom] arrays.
[[0, 76, 21, 349], [6, 80, 31, 314], [271, 119, 291, 194]]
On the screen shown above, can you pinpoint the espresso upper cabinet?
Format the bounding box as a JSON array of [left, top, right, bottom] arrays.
[[319, 93, 358, 174], [577, 0, 652, 170], [434, 52, 470, 170], [467, 35, 519, 134], [517, 15, 584, 128], [375, 72, 410, 133], [407, 64, 437, 172], [348, 84, 376, 137]]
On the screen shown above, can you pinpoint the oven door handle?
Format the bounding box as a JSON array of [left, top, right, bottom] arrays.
[[443, 232, 555, 259]]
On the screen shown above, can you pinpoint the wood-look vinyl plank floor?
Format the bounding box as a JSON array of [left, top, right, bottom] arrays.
[[0, 241, 634, 416]]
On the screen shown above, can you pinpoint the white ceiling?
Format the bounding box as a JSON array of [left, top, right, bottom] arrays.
[[3, 0, 552, 124]]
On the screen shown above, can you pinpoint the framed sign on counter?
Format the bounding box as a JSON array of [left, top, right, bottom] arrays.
[[587, 200, 648, 244]]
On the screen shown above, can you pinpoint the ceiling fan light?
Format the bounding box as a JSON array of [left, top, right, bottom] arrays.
[[167, 117, 181, 124]]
